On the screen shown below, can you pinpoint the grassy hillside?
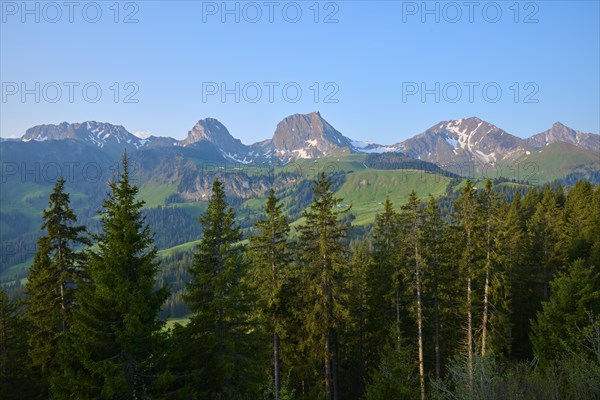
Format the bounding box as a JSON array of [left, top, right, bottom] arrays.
[[335, 169, 452, 225], [521, 142, 599, 183]]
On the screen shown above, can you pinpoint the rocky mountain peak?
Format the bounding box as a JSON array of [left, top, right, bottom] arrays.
[[179, 118, 250, 162], [527, 122, 599, 152], [271, 112, 354, 159]]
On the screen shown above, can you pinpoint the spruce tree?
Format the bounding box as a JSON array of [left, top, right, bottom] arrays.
[[56, 154, 169, 399], [422, 195, 443, 379], [342, 239, 371, 397], [399, 190, 426, 400], [25, 177, 90, 396], [531, 259, 600, 365], [478, 179, 499, 356], [564, 181, 596, 263], [453, 179, 482, 386], [184, 178, 259, 398], [367, 196, 401, 363], [527, 187, 569, 300], [248, 188, 292, 400], [296, 172, 350, 400]]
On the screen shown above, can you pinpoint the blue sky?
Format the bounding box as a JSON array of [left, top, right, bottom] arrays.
[[1, 1, 599, 144]]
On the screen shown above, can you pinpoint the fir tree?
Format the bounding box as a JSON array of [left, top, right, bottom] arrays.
[[422, 195, 443, 379], [296, 172, 351, 400], [367, 196, 401, 362], [248, 188, 292, 400], [25, 177, 90, 396], [399, 190, 426, 400], [453, 179, 482, 386], [494, 191, 531, 359], [184, 178, 260, 398], [527, 187, 569, 300], [478, 179, 499, 356], [56, 154, 169, 399], [531, 259, 600, 365], [341, 239, 371, 397]]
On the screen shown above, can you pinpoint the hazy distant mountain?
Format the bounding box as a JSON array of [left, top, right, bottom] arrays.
[[21, 121, 150, 155], [527, 122, 599, 152]]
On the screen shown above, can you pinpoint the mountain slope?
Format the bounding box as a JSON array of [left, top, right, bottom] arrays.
[[396, 117, 532, 169]]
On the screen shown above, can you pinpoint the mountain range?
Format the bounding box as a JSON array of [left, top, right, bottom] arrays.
[[10, 112, 599, 169], [1, 112, 599, 284]]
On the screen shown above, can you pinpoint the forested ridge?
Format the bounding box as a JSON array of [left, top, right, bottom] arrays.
[[1, 155, 599, 399]]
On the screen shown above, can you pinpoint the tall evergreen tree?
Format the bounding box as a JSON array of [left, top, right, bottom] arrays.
[[367, 196, 401, 361], [527, 187, 569, 300], [341, 239, 371, 398], [493, 195, 524, 358], [25, 177, 90, 396], [564, 181, 596, 263], [296, 173, 350, 400], [453, 179, 482, 386], [56, 154, 169, 399], [248, 188, 292, 400], [422, 195, 443, 379], [399, 190, 426, 400], [478, 179, 499, 356], [184, 178, 260, 398]]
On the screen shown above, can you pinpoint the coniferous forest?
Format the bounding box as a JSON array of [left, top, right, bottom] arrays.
[[1, 154, 599, 400]]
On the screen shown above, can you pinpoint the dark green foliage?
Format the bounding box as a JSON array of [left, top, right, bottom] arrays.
[[339, 240, 370, 397], [363, 153, 460, 178], [364, 330, 419, 400], [55, 154, 169, 399], [0, 288, 37, 399], [531, 260, 600, 364], [142, 206, 202, 249]]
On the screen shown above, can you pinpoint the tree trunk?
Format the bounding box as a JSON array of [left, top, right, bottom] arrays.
[[58, 238, 67, 336], [396, 287, 401, 345], [433, 268, 441, 380], [332, 329, 339, 400], [467, 275, 473, 389], [274, 331, 280, 400], [482, 269, 490, 356], [482, 205, 491, 356], [415, 243, 425, 400], [325, 330, 332, 400]]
